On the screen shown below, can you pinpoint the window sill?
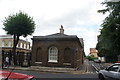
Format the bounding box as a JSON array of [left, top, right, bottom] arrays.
[[48, 60, 58, 63], [35, 62, 42, 64]]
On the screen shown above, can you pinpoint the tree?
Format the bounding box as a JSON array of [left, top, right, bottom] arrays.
[[3, 11, 35, 65], [96, 1, 120, 62], [86, 55, 97, 61]]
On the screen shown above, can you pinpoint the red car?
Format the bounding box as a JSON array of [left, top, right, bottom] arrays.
[[116, 61, 120, 63], [0, 70, 35, 80]]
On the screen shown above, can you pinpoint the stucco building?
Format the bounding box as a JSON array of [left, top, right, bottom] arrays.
[[0, 35, 31, 66], [31, 26, 84, 68]]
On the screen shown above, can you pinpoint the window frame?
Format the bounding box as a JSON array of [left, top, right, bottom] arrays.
[[108, 65, 119, 72], [2, 41, 5, 47], [8, 41, 12, 47], [24, 43, 26, 49], [20, 43, 23, 48], [48, 46, 58, 63]]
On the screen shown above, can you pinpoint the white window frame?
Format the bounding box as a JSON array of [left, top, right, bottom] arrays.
[[24, 43, 26, 49], [2, 41, 5, 47], [27, 44, 29, 49], [48, 46, 58, 63], [20, 43, 22, 48], [8, 41, 11, 47]]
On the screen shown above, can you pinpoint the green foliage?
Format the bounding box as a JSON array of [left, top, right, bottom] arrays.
[[86, 55, 97, 61], [96, 1, 120, 62], [3, 11, 35, 37], [3, 11, 35, 65]]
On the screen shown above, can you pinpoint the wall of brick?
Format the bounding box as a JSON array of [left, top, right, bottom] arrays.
[[31, 39, 83, 68]]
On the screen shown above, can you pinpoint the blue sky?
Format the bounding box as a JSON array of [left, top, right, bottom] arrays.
[[0, 0, 108, 55]]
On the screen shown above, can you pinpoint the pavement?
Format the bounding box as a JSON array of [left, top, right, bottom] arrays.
[[3, 63, 87, 74], [3, 62, 113, 74]]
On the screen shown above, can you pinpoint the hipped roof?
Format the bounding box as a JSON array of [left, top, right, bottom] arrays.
[[32, 33, 83, 48], [33, 33, 77, 39]]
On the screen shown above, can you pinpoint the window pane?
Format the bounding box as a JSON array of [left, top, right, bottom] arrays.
[[49, 47, 58, 62], [109, 65, 119, 72], [2, 41, 5, 47], [8, 41, 11, 47]]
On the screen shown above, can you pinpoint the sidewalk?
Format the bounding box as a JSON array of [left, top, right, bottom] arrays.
[[3, 64, 87, 74]]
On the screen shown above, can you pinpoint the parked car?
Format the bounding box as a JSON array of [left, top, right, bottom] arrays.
[[116, 61, 120, 63], [94, 59, 101, 63], [0, 70, 35, 80], [98, 63, 120, 80]]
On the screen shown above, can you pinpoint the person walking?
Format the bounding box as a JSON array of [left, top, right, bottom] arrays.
[[5, 56, 9, 68]]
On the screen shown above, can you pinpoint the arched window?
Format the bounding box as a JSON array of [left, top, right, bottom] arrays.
[[27, 44, 30, 49], [2, 41, 5, 47], [24, 44, 26, 49], [48, 46, 58, 62], [8, 41, 12, 47], [20, 43, 22, 48]]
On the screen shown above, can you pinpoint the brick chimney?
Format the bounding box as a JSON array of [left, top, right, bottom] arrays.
[[60, 25, 64, 34]]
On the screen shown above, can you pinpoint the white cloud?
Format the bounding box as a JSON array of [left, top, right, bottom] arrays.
[[0, 0, 106, 55]]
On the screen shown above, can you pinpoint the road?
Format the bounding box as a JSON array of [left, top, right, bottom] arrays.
[[13, 70, 97, 78], [92, 61, 111, 72], [10, 59, 102, 80], [84, 59, 96, 73]]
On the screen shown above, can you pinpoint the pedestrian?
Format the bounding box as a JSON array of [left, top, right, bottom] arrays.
[[5, 56, 9, 68]]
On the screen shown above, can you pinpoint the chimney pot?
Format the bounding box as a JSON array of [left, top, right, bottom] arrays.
[[60, 25, 64, 34]]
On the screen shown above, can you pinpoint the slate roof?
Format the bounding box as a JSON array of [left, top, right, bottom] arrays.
[[32, 33, 83, 48], [0, 35, 13, 38], [33, 33, 78, 39]]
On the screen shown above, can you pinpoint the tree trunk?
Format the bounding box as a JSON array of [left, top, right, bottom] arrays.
[[13, 34, 19, 65]]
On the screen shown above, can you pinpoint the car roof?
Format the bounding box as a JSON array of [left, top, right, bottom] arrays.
[[112, 63, 120, 66], [114, 63, 120, 64]]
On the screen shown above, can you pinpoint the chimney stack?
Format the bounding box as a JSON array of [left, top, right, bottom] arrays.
[[60, 25, 64, 34]]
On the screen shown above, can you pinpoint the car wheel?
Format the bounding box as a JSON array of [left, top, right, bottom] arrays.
[[99, 74, 105, 80]]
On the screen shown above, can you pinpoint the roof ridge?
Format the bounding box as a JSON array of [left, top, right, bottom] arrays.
[[33, 33, 77, 39]]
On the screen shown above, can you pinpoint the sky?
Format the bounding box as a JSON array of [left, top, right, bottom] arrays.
[[0, 0, 108, 56]]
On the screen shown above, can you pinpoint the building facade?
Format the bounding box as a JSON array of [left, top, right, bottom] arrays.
[[31, 26, 84, 68], [89, 48, 98, 58], [0, 35, 31, 66]]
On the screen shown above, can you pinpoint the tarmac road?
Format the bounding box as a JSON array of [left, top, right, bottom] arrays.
[[11, 60, 98, 79], [3, 59, 100, 79], [13, 70, 98, 79], [84, 59, 96, 73]]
